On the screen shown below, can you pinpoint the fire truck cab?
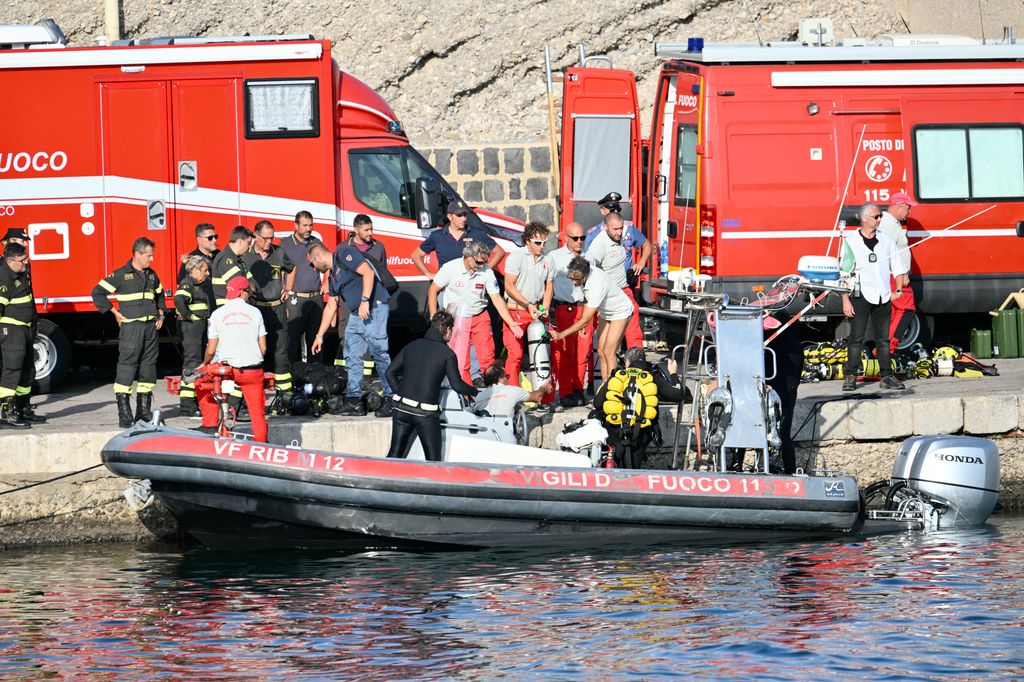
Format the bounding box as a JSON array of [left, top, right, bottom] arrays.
[[0, 21, 521, 391], [557, 22, 1024, 347]]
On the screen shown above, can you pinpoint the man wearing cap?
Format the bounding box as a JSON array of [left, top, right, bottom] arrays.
[[0, 243, 39, 428], [1, 228, 31, 250], [0, 229, 45, 423], [411, 199, 505, 278], [550, 222, 593, 407], [879, 192, 918, 352], [502, 221, 554, 392], [428, 241, 523, 384], [585, 212, 645, 348], [92, 237, 166, 427], [839, 203, 908, 392], [195, 275, 268, 442], [584, 192, 623, 240], [241, 220, 295, 408], [281, 210, 327, 364]]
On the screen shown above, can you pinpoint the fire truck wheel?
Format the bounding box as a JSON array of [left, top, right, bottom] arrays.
[[895, 313, 933, 351], [32, 319, 71, 394]]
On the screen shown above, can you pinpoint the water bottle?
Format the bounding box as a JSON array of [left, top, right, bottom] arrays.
[[660, 240, 669, 277]]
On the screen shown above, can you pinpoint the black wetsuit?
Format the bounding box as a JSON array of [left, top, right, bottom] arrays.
[[385, 327, 478, 461], [766, 310, 802, 475]]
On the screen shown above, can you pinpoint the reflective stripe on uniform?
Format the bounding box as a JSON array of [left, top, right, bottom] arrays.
[[97, 278, 117, 293], [136, 382, 155, 394], [113, 383, 133, 394], [0, 387, 15, 398], [0, 317, 31, 326], [15, 385, 31, 396], [122, 315, 156, 323], [116, 291, 157, 302]]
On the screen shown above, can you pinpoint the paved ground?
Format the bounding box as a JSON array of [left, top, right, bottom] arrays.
[[20, 357, 1024, 434]]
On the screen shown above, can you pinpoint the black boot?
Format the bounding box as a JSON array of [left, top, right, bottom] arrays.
[[135, 392, 153, 422], [270, 391, 291, 416], [15, 395, 47, 423], [179, 396, 200, 418], [337, 397, 366, 416], [116, 393, 134, 428], [374, 396, 392, 418], [0, 397, 30, 429]]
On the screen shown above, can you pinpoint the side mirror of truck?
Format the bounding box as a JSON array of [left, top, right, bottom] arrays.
[[414, 176, 445, 230]]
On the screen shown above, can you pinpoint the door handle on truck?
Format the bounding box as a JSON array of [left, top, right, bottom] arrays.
[[1016, 221, 1024, 238]]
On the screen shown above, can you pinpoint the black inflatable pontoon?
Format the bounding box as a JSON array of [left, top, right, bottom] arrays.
[[101, 424, 927, 549]]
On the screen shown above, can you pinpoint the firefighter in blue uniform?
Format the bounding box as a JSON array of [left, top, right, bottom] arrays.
[[92, 237, 167, 428]]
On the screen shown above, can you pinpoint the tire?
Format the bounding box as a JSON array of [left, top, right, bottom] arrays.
[[32, 319, 71, 394], [895, 312, 934, 351]]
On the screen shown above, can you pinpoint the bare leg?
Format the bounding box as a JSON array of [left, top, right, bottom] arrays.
[[596, 318, 628, 382]]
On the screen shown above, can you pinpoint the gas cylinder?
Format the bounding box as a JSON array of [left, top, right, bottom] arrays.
[[525, 319, 551, 390]]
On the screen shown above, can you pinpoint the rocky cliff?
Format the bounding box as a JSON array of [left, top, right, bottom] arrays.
[[1, 1, 1018, 145]]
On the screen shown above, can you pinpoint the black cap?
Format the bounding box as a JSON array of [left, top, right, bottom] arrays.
[[597, 192, 622, 209], [446, 199, 469, 215], [1, 228, 30, 241]]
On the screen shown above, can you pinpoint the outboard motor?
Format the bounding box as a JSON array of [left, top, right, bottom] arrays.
[[525, 319, 551, 389], [887, 435, 1000, 528]]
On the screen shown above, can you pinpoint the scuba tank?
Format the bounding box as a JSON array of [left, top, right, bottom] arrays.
[[525, 318, 551, 390]]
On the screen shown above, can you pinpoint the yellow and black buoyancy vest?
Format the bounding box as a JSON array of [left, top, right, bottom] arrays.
[[601, 367, 659, 428]]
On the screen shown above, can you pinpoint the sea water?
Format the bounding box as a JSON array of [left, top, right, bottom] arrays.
[[2, 516, 1023, 679]]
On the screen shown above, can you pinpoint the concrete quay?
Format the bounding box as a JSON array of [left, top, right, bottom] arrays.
[[2, 360, 1023, 548]]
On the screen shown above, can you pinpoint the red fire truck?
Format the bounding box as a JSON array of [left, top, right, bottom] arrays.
[[555, 25, 1024, 346], [0, 21, 521, 391]]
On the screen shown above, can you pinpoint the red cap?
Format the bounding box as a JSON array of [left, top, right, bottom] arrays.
[[889, 191, 918, 207], [225, 275, 250, 299]]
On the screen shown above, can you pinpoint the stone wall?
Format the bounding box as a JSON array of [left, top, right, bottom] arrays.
[[420, 142, 556, 226]]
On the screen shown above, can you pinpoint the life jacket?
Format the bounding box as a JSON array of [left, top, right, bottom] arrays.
[[601, 368, 659, 428]]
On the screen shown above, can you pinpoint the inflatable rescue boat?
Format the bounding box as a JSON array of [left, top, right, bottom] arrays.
[[101, 419, 1000, 550]]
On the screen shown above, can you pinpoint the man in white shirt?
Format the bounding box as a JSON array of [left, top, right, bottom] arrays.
[[196, 275, 268, 440], [585, 212, 644, 348], [550, 257, 633, 387], [839, 204, 909, 392], [428, 241, 523, 384], [550, 222, 593, 406], [474, 363, 552, 417], [878, 192, 918, 352], [502, 221, 554, 392]]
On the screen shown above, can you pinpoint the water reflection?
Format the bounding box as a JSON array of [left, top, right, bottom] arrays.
[[2, 518, 1023, 679]]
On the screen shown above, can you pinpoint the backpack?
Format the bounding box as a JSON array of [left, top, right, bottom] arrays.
[[953, 352, 999, 378], [337, 245, 399, 295], [601, 368, 659, 428]]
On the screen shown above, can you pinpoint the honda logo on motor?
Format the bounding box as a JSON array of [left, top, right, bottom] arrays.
[[0, 151, 69, 174], [933, 452, 983, 464]]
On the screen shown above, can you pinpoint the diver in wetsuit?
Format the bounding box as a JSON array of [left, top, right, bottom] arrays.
[[385, 311, 478, 461]]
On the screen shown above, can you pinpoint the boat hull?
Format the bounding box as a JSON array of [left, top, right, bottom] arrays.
[[101, 426, 909, 549]]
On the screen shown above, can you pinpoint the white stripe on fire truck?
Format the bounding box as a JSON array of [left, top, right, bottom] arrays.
[[720, 228, 1018, 239]]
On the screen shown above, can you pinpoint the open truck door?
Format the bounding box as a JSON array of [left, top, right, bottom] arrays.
[[557, 66, 642, 235]]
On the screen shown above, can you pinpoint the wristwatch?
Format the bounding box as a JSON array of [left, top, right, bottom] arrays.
[[360, 296, 370, 302]]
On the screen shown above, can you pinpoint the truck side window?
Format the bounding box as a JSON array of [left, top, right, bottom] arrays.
[[674, 124, 698, 207], [244, 78, 319, 139], [915, 125, 1024, 201], [350, 151, 406, 218]]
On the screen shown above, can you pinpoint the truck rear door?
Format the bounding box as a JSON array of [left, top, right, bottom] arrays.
[[99, 81, 176, 279], [170, 79, 242, 247], [558, 66, 641, 233]]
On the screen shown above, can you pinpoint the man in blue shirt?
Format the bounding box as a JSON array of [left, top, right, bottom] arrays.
[[410, 199, 504, 278], [308, 242, 393, 417]]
